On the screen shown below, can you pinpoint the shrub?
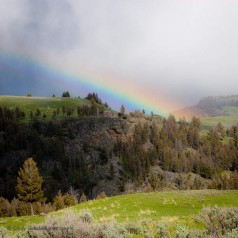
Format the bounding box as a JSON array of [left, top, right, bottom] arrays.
[[53, 191, 65, 210], [96, 191, 108, 200], [99, 191, 107, 199], [18, 201, 30, 216], [33, 202, 42, 214], [41, 203, 55, 214], [79, 193, 87, 203], [227, 228, 238, 238], [199, 206, 238, 237], [157, 224, 170, 238], [124, 222, 143, 235], [0, 226, 11, 238], [102, 221, 132, 238], [63, 194, 77, 207], [78, 209, 94, 223], [0, 197, 10, 217], [9, 197, 19, 217], [26, 209, 99, 238], [175, 226, 206, 238], [96, 194, 101, 200]]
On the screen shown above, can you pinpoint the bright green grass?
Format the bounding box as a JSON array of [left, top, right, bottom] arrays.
[[201, 115, 238, 129], [73, 190, 238, 222], [0, 96, 91, 122], [1, 190, 237, 231], [0, 215, 44, 230]]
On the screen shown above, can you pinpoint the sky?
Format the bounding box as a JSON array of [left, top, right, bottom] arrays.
[[0, 0, 238, 113]]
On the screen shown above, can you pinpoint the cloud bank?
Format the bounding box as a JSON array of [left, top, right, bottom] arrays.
[[0, 0, 238, 111]]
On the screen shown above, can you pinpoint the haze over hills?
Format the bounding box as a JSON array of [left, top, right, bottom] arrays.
[[173, 95, 238, 119]]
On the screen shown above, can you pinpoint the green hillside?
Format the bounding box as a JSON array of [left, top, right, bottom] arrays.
[[1, 190, 238, 231], [197, 95, 238, 116], [222, 106, 238, 116], [0, 96, 108, 122], [201, 115, 238, 129], [174, 96, 238, 129], [73, 190, 238, 222], [206, 107, 238, 129]]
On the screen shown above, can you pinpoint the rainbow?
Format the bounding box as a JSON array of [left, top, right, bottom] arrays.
[[0, 51, 180, 117]]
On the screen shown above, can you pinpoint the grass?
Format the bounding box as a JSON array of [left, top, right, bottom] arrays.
[[0, 96, 92, 122], [0, 215, 44, 231], [1, 190, 238, 232], [222, 106, 238, 116], [73, 190, 238, 223], [201, 115, 238, 129]]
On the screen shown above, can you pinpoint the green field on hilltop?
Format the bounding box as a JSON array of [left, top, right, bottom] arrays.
[[0, 96, 97, 121], [1, 190, 238, 231]]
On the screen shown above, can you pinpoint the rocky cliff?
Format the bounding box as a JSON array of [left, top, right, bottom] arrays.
[[0, 117, 135, 200]]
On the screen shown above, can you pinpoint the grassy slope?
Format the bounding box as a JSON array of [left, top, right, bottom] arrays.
[[0, 96, 236, 128], [0, 96, 91, 121], [1, 190, 238, 230], [223, 106, 238, 116], [76, 190, 238, 222], [199, 104, 238, 130], [201, 115, 238, 129]]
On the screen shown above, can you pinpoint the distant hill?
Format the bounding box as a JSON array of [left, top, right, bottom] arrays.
[[174, 95, 238, 119]]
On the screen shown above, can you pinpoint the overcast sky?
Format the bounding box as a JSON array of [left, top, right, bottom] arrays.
[[0, 0, 238, 111]]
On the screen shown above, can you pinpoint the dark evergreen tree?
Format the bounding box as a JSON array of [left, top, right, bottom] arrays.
[[62, 91, 70, 97], [16, 158, 45, 215]]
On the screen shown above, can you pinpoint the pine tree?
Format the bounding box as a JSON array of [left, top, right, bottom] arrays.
[[191, 116, 201, 130], [79, 193, 87, 203], [96, 194, 101, 200], [109, 163, 115, 180], [99, 191, 107, 198], [62, 91, 70, 97], [53, 191, 65, 210], [16, 158, 45, 215], [120, 104, 125, 115], [0, 197, 10, 217]]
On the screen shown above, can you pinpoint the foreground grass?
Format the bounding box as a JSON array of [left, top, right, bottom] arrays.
[[74, 190, 238, 223], [0, 215, 44, 231], [1, 190, 237, 232]]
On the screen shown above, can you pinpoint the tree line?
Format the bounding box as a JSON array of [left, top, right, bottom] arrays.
[[115, 115, 238, 190], [0, 157, 108, 217], [0, 107, 238, 217]]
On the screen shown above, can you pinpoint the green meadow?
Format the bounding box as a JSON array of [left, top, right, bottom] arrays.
[[1, 96, 237, 129], [222, 106, 238, 116], [1, 190, 238, 231], [74, 190, 238, 223], [201, 115, 238, 129], [0, 96, 92, 121]]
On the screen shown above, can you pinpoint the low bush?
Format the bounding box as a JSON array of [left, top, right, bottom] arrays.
[[1, 206, 238, 237], [199, 206, 238, 237]]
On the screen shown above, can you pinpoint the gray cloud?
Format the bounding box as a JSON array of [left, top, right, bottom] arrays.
[[0, 0, 238, 110], [0, 0, 79, 53]]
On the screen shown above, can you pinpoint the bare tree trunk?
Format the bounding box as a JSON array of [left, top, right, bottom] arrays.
[[30, 203, 34, 216]]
